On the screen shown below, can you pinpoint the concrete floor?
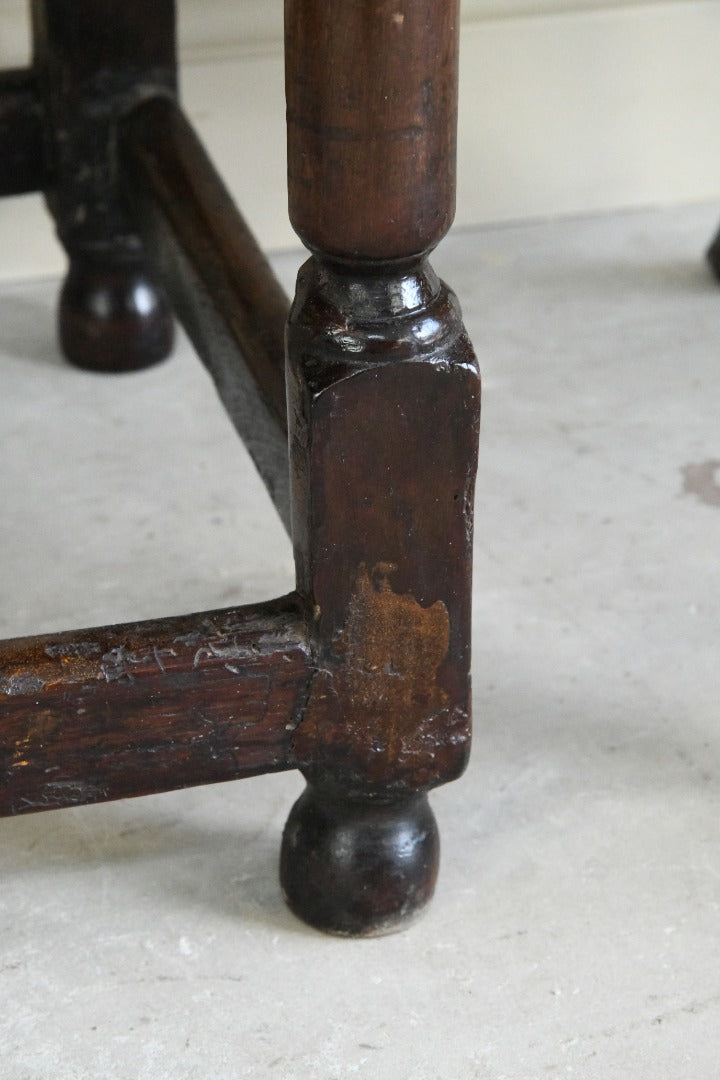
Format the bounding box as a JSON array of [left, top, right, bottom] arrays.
[[1, 203, 720, 1078]]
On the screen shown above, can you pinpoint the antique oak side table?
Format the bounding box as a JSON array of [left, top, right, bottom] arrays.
[[0, 1, 481, 935]]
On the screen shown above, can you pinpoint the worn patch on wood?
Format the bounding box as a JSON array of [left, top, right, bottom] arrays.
[[293, 563, 466, 788]]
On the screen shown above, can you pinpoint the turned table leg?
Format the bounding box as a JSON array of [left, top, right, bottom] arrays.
[[31, 0, 176, 372], [280, 0, 481, 935]]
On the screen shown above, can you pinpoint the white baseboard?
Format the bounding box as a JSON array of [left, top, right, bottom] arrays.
[[1, 1, 719, 281]]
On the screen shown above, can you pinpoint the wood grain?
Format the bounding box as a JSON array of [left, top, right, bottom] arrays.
[[285, 0, 460, 260], [0, 596, 311, 816]]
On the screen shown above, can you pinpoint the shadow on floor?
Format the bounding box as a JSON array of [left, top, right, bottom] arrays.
[[0, 781, 316, 937], [0, 291, 63, 368]]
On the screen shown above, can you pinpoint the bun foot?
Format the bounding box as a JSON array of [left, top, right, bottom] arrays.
[[59, 253, 174, 373], [280, 784, 440, 936]]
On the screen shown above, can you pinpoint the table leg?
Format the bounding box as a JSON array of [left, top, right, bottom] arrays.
[[280, 0, 482, 935], [31, 0, 176, 372]]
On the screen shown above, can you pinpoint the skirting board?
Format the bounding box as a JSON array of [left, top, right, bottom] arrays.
[[0, 1, 719, 282]]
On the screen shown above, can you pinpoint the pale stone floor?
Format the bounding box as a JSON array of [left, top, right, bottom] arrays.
[[1, 203, 720, 1079]]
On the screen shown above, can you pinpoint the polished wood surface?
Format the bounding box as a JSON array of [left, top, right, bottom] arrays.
[[280, 0, 481, 934], [286, 0, 460, 261]]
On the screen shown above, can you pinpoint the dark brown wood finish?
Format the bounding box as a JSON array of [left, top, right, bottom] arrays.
[[280, 0, 481, 935], [0, 69, 47, 196], [0, 597, 310, 816], [286, 264, 480, 797], [0, 0, 480, 936], [31, 0, 176, 372], [285, 0, 459, 261], [119, 98, 292, 532]]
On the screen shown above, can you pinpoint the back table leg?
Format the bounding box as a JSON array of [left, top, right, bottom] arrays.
[[31, 1, 176, 372], [707, 223, 720, 281], [280, 0, 482, 935]]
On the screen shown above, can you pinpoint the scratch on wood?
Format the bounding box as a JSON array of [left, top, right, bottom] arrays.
[[100, 644, 177, 682], [152, 645, 176, 673], [193, 642, 248, 668], [100, 645, 138, 683], [44, 641, 102, 660], [1, 673, 46, 696]]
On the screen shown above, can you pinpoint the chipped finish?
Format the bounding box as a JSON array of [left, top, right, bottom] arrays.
[[1, 674, 46, 697], [294, 563, 465, 789], [0, 596, 312, 816]]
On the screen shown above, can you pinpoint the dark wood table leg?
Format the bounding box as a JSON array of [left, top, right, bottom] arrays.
[[707, 222, 720, 281], [31, 0, 176, 372], [280, 0, 482, 935]]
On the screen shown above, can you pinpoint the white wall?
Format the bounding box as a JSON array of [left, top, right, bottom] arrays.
[[1, 0, 719, 280]]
